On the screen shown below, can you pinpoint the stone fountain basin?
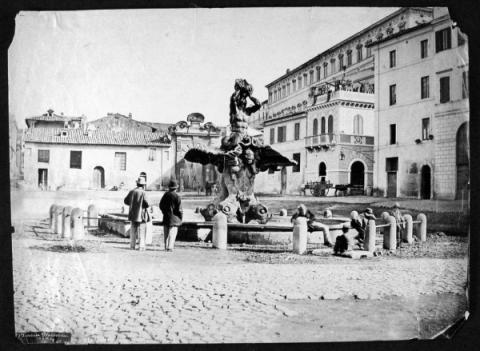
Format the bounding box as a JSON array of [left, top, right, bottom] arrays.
[[99, 213, 351, 245], [178, 216, 352, 245]]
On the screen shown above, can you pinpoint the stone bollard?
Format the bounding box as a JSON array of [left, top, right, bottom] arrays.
[[404, 214, 413, 244], [416, 213, 427, 242], [54, 206, 63, 235], [62, 206, 73, 239], [71, 208, 85, 240], [384, 216, 397, 250], [293, 217, 308, 255], [87, 204, 98, 228], [49, 204, 57, 232], [365, 219, 376, 252], [212, 212, 227, 249], [145, 220, 153, 245], [323, 209, 332, 218], [279, 209, 288, 217]]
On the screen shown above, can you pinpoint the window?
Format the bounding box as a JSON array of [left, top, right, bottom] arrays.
[[421, 76, 430, 99], [313, 119, 318, 135], [316, 67, 321, 81], [389, 84, 396, 105], [339, 56, 344, 71], [277, 126, 287, 143], [366, 45, 372, 58], [38, 149, 50, 163], [458, 30, 466, 46], [269, 128, 275, 144], [422, 118, 430, 140], [164, 150, 170, 161], [440, 76, 450, 103], [292, 153, 301, 172], [70, 151, 82, 169], [330, 60, 336, 74], [298, 77, 302, 90], [462, 71, 469, 99], [303, 74, 308, 87], [287, 83, 290, 95], [269, 92, 272, 102], [114, 152, 126, 171], [309, 71, 314, 85], [389, 50, 396, 68], [386, 157, 398, 172], [389, 124, 396, 144], [323, 63, 328, 77], [294, 123, 300, 140], [321, 117, 326, 134], [327, 115, 333, 134], [435, 27, 451, 52], [292, 80, 296, 92], [357, 46, 363, 62], [347, 51, 352, 66], [148, 148, 156, 161], [281, 86, 285, 98], [420, 39, 428, 58], [353, 115, 364, 135]]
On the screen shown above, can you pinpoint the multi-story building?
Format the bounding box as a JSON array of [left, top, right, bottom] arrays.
[[21, 110, 226, 192], [370, 7, 469, 199], [255, 7, 433, 194], [23, 110, 174, 191], [246, 100, 269, 131]]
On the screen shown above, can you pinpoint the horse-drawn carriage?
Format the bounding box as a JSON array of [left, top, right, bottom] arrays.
[[302, 181, 365, 197], [302, 180, 333, 197]]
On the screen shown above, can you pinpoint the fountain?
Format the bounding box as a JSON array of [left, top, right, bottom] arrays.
[[184, 78, 296, 224], [179, 79, 350, 244]]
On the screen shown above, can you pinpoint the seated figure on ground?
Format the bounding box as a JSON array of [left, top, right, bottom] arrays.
[[291, 204, 332, 247], [334, 224, 354, 254], [350, 208, 376, 249]]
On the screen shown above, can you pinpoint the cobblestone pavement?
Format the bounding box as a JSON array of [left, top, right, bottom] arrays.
[[12, 222, 468, 344]]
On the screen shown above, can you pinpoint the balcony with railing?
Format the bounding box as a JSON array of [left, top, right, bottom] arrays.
[[309, 80, 375, 106], [305, 133, 374, 150]]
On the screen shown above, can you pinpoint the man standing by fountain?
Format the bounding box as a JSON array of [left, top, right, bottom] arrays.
[[124, 177, 150, 251], [159, 179, 183, 252]]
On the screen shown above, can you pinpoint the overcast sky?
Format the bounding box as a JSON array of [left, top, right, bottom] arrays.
[[9, 7, 398, 128]]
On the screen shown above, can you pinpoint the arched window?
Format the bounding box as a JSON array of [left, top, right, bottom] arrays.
[[313, 119, 318, 135], [319, 162, 327, 181], [321, 117, 326, 134], [353, 115, 364, 135], [328, 115, 333, 134]]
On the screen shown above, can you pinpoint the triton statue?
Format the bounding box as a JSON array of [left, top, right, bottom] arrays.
[[184, 79, 296, 224]]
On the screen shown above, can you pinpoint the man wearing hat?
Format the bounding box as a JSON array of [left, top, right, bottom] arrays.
[[124, 177, 150, 251], [391, 202, 405, 248], [159, 179, 183, 251], [334, 224, 354, 255]]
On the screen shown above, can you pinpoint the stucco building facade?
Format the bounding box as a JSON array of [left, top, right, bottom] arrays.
[[370, 7, 469, 199], [254, 7, 433, 195]]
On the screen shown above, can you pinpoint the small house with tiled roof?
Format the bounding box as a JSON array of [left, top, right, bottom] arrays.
[[23, 110, 175, 190]]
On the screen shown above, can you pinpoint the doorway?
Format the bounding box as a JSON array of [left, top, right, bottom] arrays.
[[319, 162, 327, 181], [420, 165, 431, 199], [38, 168, 48, 190], [456, 122, 469, 200], [350, 161, 365, 187], [387, 172, 397, 197], [93, 166, 105, 189], [281, 167, 287, 194]]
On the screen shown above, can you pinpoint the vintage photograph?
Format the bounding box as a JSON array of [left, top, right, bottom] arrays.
[[9, 6, 469, 344]]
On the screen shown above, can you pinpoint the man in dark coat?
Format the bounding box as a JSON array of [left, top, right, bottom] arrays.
[[124, 177, 150, 251], [160, 179, 183, 251]]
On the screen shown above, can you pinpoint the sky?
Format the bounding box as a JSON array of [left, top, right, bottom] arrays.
[[9, 7, 398, 128]]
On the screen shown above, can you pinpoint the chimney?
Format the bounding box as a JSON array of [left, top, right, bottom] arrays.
[[128, 112, 132, 118]]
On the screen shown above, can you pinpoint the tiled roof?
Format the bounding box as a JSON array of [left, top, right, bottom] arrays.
[[26, 113, 84, 123], [24, 128, 171, 146]]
